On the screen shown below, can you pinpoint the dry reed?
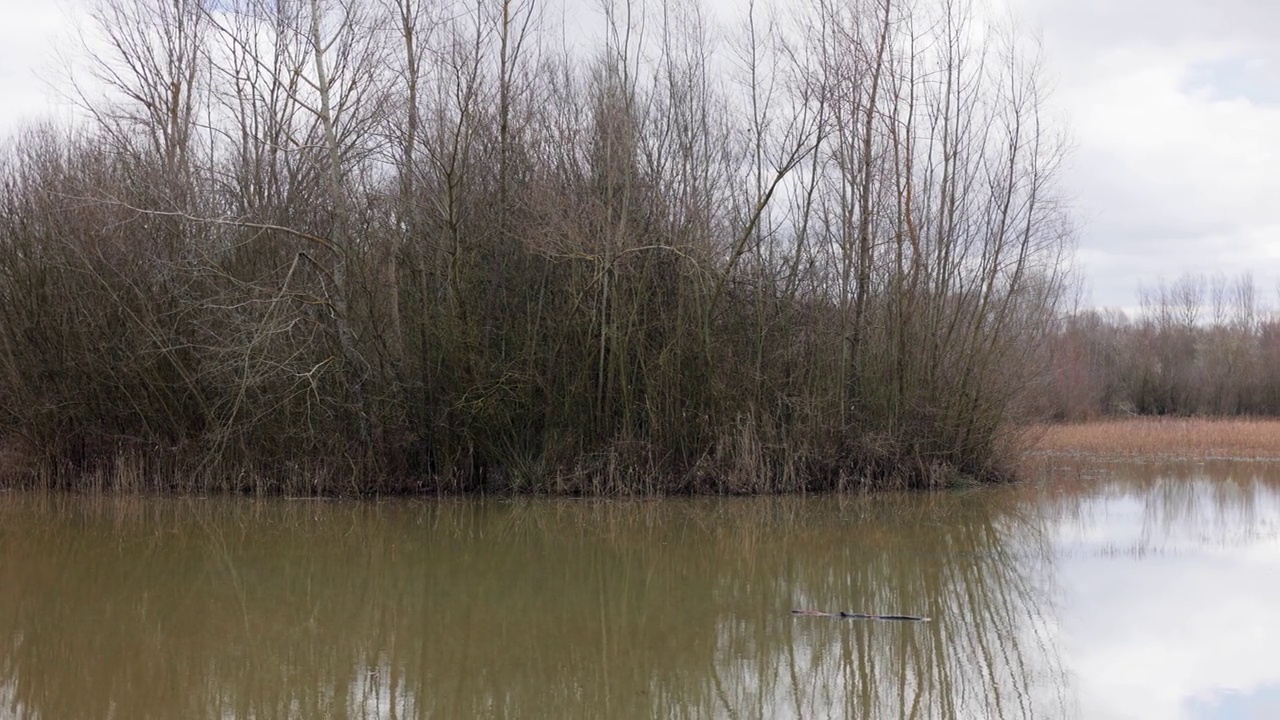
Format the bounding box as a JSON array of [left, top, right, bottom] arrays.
[[1032, 417, 1280, 461]]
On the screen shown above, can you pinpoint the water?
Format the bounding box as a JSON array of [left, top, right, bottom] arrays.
[[1, 461, 1278, 719]]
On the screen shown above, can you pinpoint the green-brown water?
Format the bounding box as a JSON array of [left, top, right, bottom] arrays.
[[2, 462, 1279, 719]]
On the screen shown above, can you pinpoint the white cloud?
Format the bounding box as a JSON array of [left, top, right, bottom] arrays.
[[1013, 0, 1280, 309], [0, 0, 76, 138]]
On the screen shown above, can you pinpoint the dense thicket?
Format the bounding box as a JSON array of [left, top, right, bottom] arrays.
[[1041, 274, 1280, 419], [0, 0, 1071, 493]]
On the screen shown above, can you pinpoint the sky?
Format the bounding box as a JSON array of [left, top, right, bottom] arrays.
[[1012, 0, 1280, 311], [1, 0, 1277, 311], [0, 2, 70, 129]]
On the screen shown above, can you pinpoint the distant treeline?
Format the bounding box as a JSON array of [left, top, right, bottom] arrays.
[[1041, 274, 1280, 420], [0, 0, 1070, 493]]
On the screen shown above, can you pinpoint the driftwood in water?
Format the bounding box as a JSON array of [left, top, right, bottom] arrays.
[[791, 609, 930, 622]]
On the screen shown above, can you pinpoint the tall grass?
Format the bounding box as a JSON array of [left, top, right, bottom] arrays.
[[1032, 418, 1280, 461]]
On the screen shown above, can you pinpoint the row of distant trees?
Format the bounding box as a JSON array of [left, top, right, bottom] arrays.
[[0, 0, 1072, 493], [1040, 274, 1280, 419]]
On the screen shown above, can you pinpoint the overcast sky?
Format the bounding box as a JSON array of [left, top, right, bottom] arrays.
[[1, 0, 1276, 312], [1014, 0, 1280, 311]]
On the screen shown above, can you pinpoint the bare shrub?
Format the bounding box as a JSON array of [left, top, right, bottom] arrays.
[[0, 0, 1073, 494]]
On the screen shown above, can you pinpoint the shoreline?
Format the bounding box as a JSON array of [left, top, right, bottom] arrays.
[[9, 418, 1280, 496]]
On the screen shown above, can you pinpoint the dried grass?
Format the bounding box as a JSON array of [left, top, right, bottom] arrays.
[[1032, 417, 1280, 461]]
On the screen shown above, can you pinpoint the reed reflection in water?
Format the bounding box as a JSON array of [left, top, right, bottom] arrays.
[[0, 489, 1067, 718]]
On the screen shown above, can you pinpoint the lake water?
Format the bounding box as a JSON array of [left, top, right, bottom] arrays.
[[2, 461, 1278, 719]]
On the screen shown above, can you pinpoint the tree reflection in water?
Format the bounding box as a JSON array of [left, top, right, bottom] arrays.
[[0, 489, 1076, 719]]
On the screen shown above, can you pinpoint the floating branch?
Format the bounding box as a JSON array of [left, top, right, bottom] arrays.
[[791, 609, 931, 622]]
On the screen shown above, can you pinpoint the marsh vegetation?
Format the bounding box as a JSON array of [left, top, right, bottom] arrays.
[[1034, 417, 1280, 461], [0, 0, 1071, 494]]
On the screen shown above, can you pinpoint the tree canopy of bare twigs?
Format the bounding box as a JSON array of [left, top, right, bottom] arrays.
[[0, 0, 1073, 494], [1040, 273, 1280, 420]]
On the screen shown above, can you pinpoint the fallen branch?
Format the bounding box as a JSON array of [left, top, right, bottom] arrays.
[[791, 609, 930, 622]]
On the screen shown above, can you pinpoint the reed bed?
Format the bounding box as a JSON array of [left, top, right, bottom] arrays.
[[1033, 418, 1280, 461]]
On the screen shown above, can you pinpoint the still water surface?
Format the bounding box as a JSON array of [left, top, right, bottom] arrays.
[[2, 462, 1279, 719]]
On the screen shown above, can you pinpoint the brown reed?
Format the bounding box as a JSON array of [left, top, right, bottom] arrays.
[[1032, 417, 1280, 461]]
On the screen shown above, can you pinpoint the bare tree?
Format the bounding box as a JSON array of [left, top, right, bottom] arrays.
[[0, 0, 1078, 493]]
